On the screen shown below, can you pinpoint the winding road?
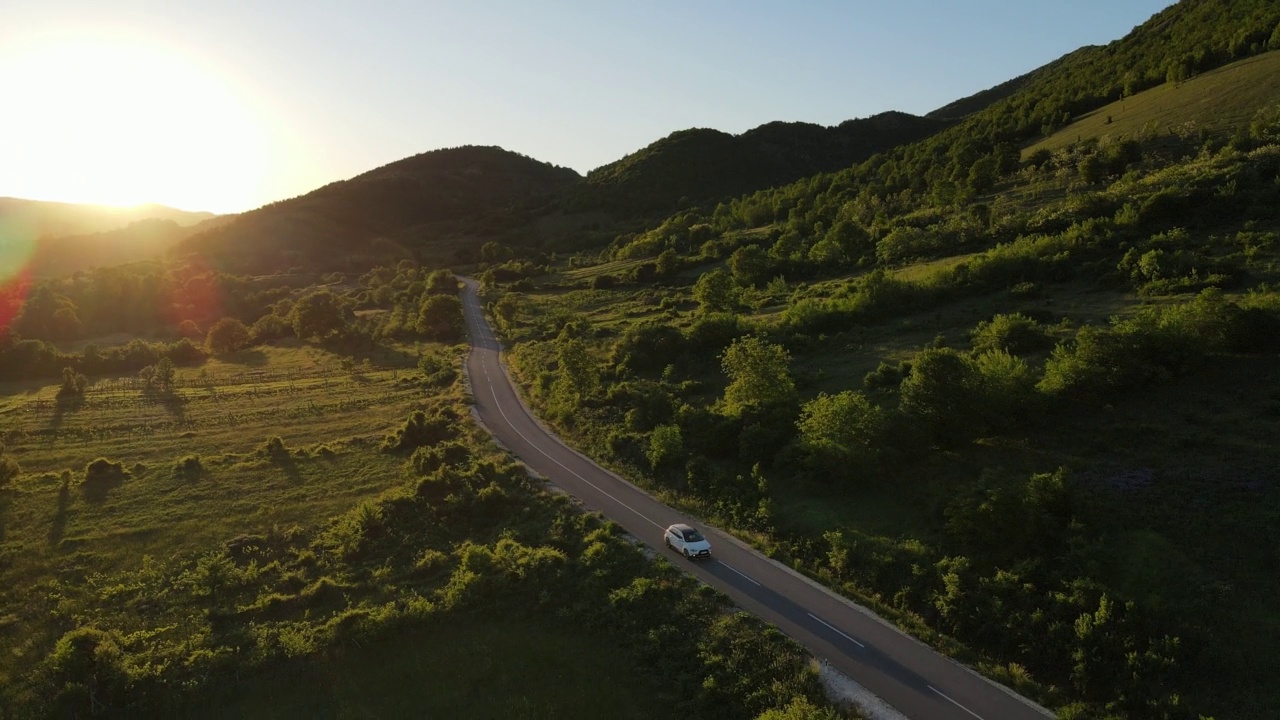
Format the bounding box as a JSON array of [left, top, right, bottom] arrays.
[[459, 277, 1053, 720]]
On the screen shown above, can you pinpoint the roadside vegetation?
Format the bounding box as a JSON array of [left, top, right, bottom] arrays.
[[0, 268, 848, 719], [484, 47, 1280, 720]]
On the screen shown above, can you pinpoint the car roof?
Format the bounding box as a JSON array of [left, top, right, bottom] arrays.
[[670, 523, 695, 532]]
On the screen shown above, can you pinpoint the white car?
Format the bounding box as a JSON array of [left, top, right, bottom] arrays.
[[664, 523, 712, 560]]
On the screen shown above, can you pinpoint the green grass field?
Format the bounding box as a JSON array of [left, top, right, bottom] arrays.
[[1026, 50, 1280, 156], [0, 341, 449, 687]]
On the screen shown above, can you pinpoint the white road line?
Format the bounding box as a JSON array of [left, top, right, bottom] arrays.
[[719, 561, 761, 586], [928, 685, 986, 720], [807, 613, 866, 648], [465, 295, 665, 531]]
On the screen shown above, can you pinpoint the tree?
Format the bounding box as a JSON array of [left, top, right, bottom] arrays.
[[720, 336, 795, 417], [291, 289, 347, 340], [795, 391, 885, 472], [426, 269, 459, 295], [899, 348, 984, 444], [647, 424, 682, 469], [655, 249, 680, 278], [58, 367, 87, 398], [552, 330, 599, 407], [417, 294, 464, 342], [154, 357, 176, 391], [205, 317, 250, 355], [824, 219, 872, 260], [693, 268, 738, 313], [728, 244, 771, 287]]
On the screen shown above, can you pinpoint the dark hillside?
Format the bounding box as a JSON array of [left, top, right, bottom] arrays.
[[179, 146, 581, 273], [578, 112, 947, 215]]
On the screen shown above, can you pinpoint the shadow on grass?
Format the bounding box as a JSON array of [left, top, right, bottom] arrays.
[[49, 394, 84, 430], [48, 479, 70, 545], [81, 469, 125, 504], [227, 349, 269, 366], [144, 388, 189, 423]]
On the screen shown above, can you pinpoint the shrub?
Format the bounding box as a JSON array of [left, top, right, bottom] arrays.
[[84, 457, 125, 483], [970, 313, 1053, 355], [0, 453, 19, 487], [863, 360, 911, 391], [590, 274, 617, 290], [260, 436, 291, 462], [418, 353, 457, 387], [383, 409, 459, 453], [174, 454, 203, 480]]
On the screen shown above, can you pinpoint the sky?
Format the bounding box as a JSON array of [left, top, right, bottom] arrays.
[[0, 0, 1176, 214]]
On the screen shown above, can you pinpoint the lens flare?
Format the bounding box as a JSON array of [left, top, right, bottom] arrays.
[[0, 217, 37, 333]]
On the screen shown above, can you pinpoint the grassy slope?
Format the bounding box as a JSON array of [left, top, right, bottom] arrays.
[[0, 342, 437, 686], [1025, 50, 1280, 156]]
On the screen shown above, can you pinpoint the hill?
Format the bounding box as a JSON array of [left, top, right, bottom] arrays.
[[578, 111, 947, 214], [0, 197, 214, 240], [480, 3, 1280, 718], [1025, 49, 1280, 156], [178, 146, 581, 273], [927, 47, 1092, 120], [24, 215, 236, 278]]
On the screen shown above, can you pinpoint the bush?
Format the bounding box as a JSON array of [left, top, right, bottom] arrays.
[[260, 436, 291, 462], [82, 458, 127, 499], [0, 454, 19, 487], [174, 454, 203, 480], [383, 409, 459, 453], [970, 313, 1053, 355], [418, 353, 457, 387]]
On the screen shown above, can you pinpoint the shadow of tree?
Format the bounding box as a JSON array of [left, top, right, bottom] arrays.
[[48, 479, 70, 545], [144, 388, 189, 423], [227, 349, 269, 366], [50, 394, 85, 430], [81, 468, 125, 504]]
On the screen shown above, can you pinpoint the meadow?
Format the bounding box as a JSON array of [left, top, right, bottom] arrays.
[[0, 341, 435, 690]]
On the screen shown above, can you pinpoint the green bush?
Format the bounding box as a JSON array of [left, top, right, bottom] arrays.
[[84, 457, 126, 486], [970, 313, 1053, 355], [174, 454, 203, 480], [260, 436, 291, 462], [0, 453, 19, 487], [383, 409, 459, 453]]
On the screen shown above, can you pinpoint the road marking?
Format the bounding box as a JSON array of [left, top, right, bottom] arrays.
[[928, 685, 986, 720], [464, 293, 665, 532], [807, 613, 866, 648], [718, 561, 761, 586]]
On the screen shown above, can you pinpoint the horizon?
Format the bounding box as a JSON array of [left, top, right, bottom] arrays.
[[1, 0, 1175, 215]]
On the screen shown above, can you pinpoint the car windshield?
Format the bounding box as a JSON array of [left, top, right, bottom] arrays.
[[682, 529, 705, 542]]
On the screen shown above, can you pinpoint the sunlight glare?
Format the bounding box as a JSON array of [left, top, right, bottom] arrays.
[[0, 32, 277, 213]]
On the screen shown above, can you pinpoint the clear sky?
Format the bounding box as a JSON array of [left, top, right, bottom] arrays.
[[0, 0, 1175, 214]]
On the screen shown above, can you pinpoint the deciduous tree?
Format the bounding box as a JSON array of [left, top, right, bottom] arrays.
[[720, 336, 795, 417]]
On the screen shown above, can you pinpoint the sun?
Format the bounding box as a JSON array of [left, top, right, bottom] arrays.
[[0, 31, 274, 213]]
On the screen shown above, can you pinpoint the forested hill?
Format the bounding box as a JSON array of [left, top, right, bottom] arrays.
[[178, 146, 581, 273], [577, 111, 947, 215], [926, 47, 1090, 120], [0, 197, 214, 239]]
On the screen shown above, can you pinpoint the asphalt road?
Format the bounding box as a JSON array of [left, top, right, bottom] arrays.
[[459, 277, 1053, 720]]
